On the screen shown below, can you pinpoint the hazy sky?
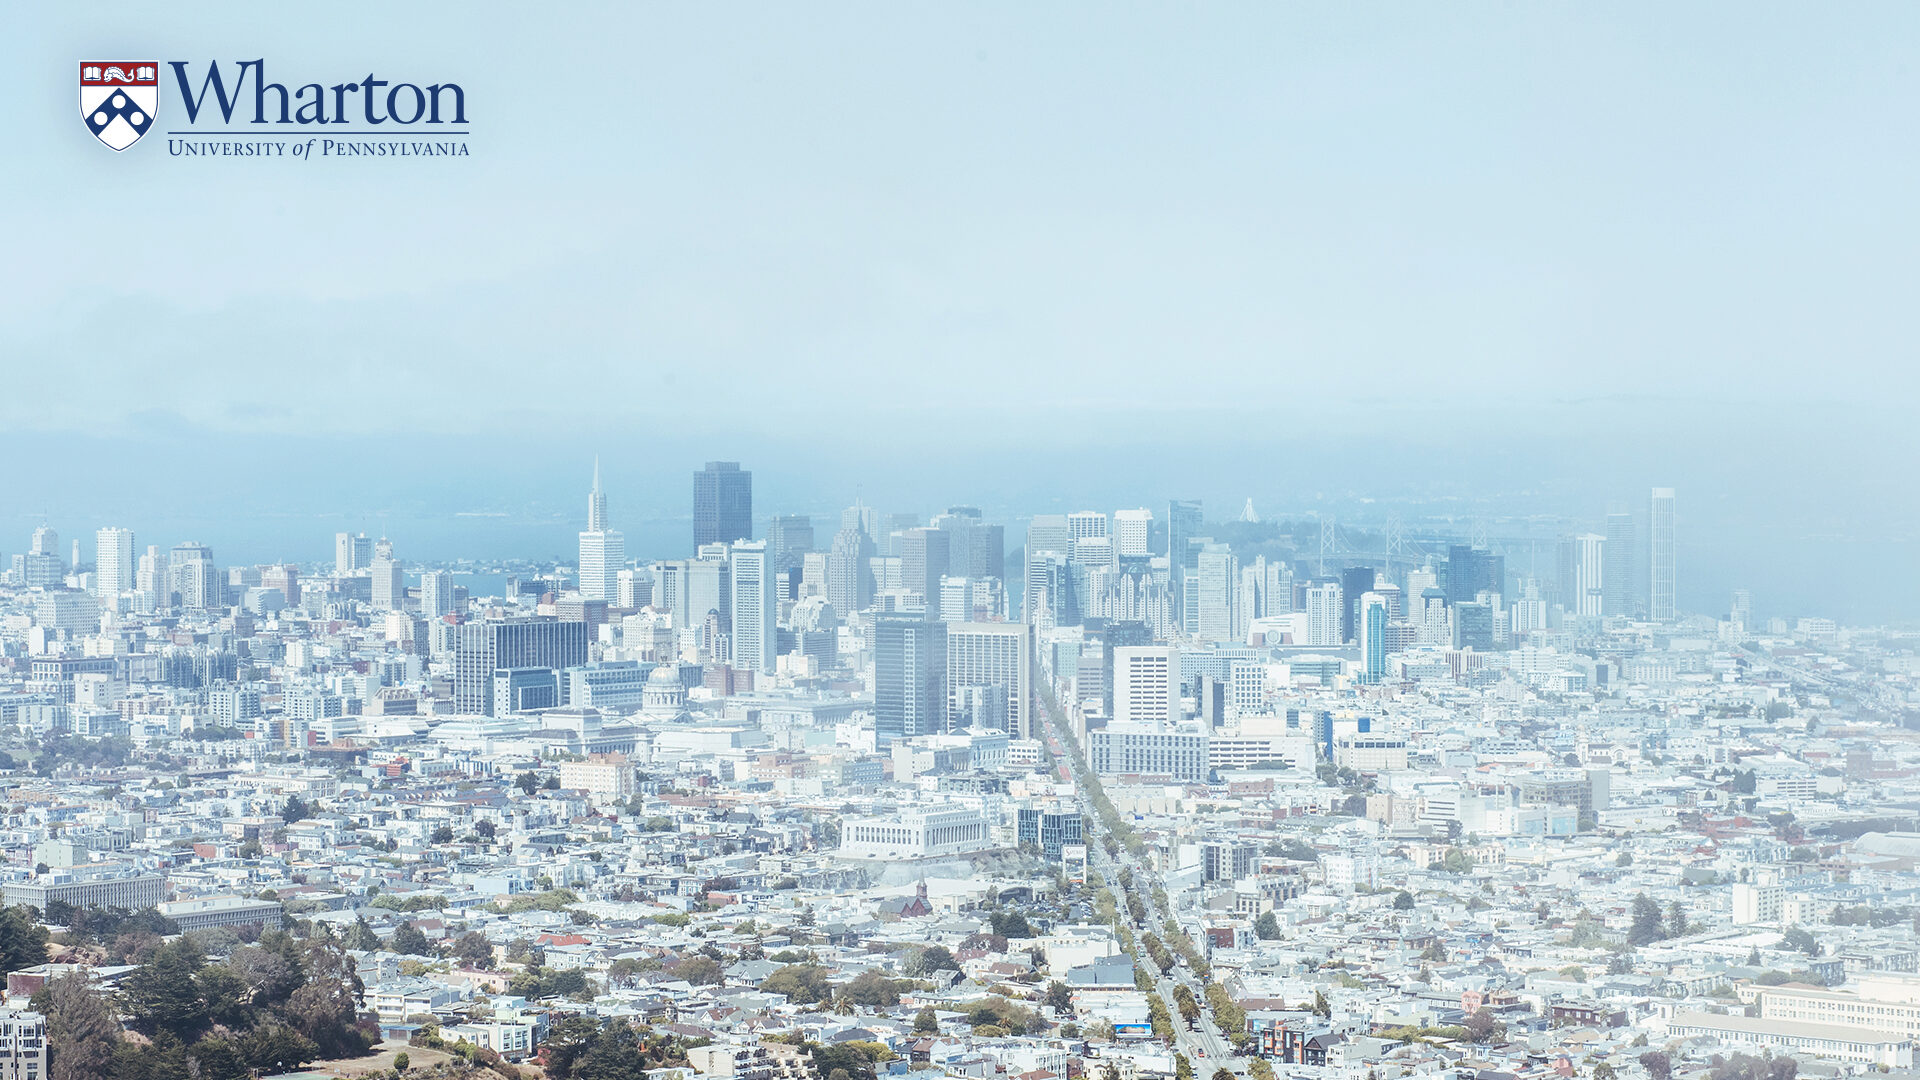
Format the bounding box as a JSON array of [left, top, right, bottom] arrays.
[[3, 5, 1916, 621]]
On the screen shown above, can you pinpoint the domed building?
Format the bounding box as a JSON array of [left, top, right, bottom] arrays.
[[641, 663, 689, 722]]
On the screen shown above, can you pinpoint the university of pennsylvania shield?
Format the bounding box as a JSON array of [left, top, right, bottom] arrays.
[[80, 62, 159, 151]]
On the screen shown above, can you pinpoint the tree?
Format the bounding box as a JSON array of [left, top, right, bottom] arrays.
[[675, 955, 726, 987], [1464, 1007, 1506, 1045], [390, 922, 433, 957], [450, 931, 493, 968], [280, 795, 311, 822], [394, 1050, 410, 1072], [914, 1006, 939, 1034], [760, 963, 831, 1004], [1254, 911, 1282, 939], [122, 937, 211, 1039], [1627, 893, 1665, 946], [430, 825, 455, 845], [1249, 1059, 1276, 1080], [1594, 1064, 1616, 1080], [474, 819, 496, 840], [1783, 927, 1821, 957], [543, 774, 561, 790], [515, 772, 539, 796], [1639, 1051, 1671, 1080], [1393, 891, 1415, 911], [342, 916, 380, 953], [0, 905, 49, 975], [1311, 989, 1331, 1019], [1666, 901, 1690, 939], [286, 933, 374, 1058], [1046, 980, 1073, 1014], [913, 945, 958, 974], [34, 971, 120, 1080], [1212, 1068, 1236, 1080], [1176, 1054, 1194, 1080], [841, 970, 900, 1006]]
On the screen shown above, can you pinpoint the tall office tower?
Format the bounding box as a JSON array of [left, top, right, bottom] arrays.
[[1072, 535, 1116, 569], [874, 612, 946, 742], [1304, 581, 1344, 646], [1649, 487, 1676, 621], [1194, 545, 1238, 642], [168, 542, 217, 609], [1066, 510, 1108, 560], [1113, 645, 1181, 726], [135, 546, 167, 597], [842, 500, 877, 537], [94, 527, 134, 600], [693, 461, 752, 546], [71, 539, 82, 574], [728, 541, 777, 674], [453, 616, 590, 715], [371, 542, 406, 611], [653, 560, 687, 620], [1166, 498, 1203, 612], [946, 621, 1033, 737], [1553, 536, 1578, 611], [1603, 508, 1636, 617], [261, 565, 300, 605], [1359, 592, 1389, 684], [21, 527, 62, 586], [899, 527, 950, 604], [1730, 589, 1752, 628], [1445, 544, 1505, 605], [578, 461, 625, 602], [334, 532, 373, 575], [766, 514, 814, 575], [1339, 566, 1377, 643], [800, 552, 828, 598], [1263, 559, 1295, 615], [1575, 533, 1606, 617], [826, 521, 875, 616], [1114, 508, 1152, 558], [617, 568, 651, 609], [684, 550, 728, 632], [1027, 515, 1071, 559], [1025, 550, 1074, 626], [420, 570, 456, 617]]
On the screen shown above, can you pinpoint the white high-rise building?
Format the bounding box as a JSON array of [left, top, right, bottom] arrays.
[[1113, 509, 1152, 557], [94, 527, 134, 600], [1576, 533, 1606, 617], [1113, 645, 1181, 726], [728, 541, 776, 674], [1304, 581, 1343, 646], [946, 621, 1033, 736], [169, 543, 217, 609], [578, 459, 625, 603], [420, 570, 455, 617], [1650, 487, 1676, 621], [371, 542, 405, 611], [135, 545, 168, 597], [334, 532, 373, 575], [1195, 546, 1238, 642]]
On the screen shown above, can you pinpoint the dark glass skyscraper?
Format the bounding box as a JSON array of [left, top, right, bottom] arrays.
[[874, 612, 946, 742], [693, 461, 753, 547], [1446, 544, 1505, 604]]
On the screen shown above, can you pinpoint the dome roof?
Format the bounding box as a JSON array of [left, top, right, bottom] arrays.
[[646, 664, 681, 688]]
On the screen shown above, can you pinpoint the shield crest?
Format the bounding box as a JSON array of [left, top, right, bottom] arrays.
[[80, 62, 159, 151]]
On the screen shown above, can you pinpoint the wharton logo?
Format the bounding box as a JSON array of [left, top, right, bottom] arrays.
[[78, 59, 471, 158], [80, 63, 159, 151]]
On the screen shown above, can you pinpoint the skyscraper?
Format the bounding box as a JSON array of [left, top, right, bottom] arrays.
[[1340, 566, 1377, 644], [94, 527, 134, 600], [874, 612, 946, 742], [1650, 487, 1676, 621], [1195, 545, 1238, 642], [1575, 533, 1606, 617], [1113, 645, 1181, 726], [1167, 499, 1203, 634], [1304, 581, 1344, 646], [1113, 508, 1152, 558], [728, 540, 777, 674], [899, 527, 950, 605], [1446, 544, 1505, 605], [420, 570, 456, 617], [946, 621, 1033, 737], [766, 514, 815, 576], [371, 541, 405, 611], [169, 543, 217, 609], [578, 459, 625, 603], [453, 616, 591, 715], [1359, 592, 1389, 683], [1604, 508, 1636, 618], [826, 519, 875, 616], [693, 461, 752, 547], [334, 532, 372, 575]]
